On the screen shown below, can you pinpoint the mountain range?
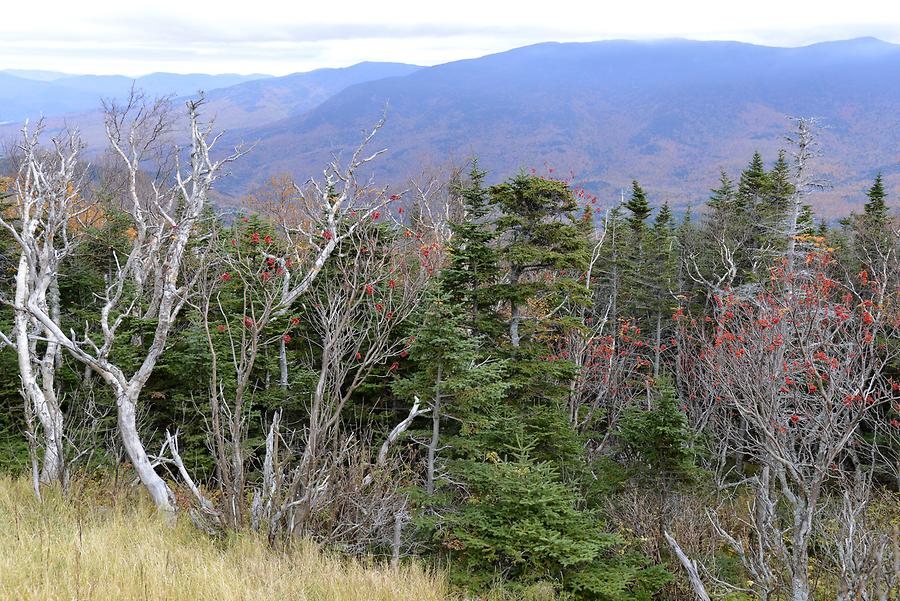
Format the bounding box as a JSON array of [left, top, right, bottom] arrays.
[[2, 38, 899, 216], [0, 71, 271, 124]]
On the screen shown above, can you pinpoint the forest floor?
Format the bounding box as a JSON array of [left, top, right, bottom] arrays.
[[0, 476, 461, 601]]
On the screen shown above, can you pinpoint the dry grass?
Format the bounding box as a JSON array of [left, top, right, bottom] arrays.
[[0, 476, 457, 601]]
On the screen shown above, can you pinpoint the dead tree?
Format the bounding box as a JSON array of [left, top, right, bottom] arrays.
[[16, 93, 244, 514], [253, 223, 430, 543], [0, 123, 92, 486]]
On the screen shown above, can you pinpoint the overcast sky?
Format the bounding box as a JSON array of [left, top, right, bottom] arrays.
[[3, 0, 900, 76]]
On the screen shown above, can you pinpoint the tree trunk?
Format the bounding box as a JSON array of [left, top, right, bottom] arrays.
[[278, 337, 289, 389], [664, 531, 711, 601], [426, 365, 442, 496], [117, 391, 175, 516], [391, 512, 403, 570], [509, 302, 521, 347], [14, 256, 65, 485], [509, 264, 522, 347], [653, 310, 662, 378], [790, 574, 810, 601]]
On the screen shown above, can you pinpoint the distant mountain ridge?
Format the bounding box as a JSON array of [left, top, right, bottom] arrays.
[[200, 62, 421, 130], [218, 37, 900, 216], [0, 71, 272, 123], [0, 62, 421, 153], [3, 39, 899, 216]]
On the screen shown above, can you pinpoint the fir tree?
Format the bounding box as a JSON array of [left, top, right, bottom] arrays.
[[489, 173, 590, 348], [864, 173, 887, 221], [618, 379, 701, 554], [708, 170, 736, 213], [444, 438, 671, 599], [768, 149, 795, 213], [624, 179, 652, 233], [737, 151, 767, 208], [392, 290, 506, 496], [648, 203, 677, 376], [441, 161, 500, 336]]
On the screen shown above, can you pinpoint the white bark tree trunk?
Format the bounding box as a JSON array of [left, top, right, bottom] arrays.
[[117, 389, 175, 515], [14, 255, 64, 484]]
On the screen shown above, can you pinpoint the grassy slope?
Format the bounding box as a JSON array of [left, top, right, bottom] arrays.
[[0, 477, 455, 601]]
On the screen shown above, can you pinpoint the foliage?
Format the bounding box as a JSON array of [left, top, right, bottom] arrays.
[[443, 443, 671, 600]]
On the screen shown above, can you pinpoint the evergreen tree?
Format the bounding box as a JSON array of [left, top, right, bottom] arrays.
[[618, 181, 654, 321], [797, 204, 816, 237], [624, 180, 652, 233], [619, 379, 699, 487], [737, 151, 767, 208], [595, 206, 627, 324], [864, 173, 887, 221], [768, 149, 795, 214], [617, 380, 701, 556], [444, 438, 671, 599], [489, 173, 590, 348], [441, 161, 500, 336], [708, 170, 737, 213], [392, 290, 506, 496], [648, 204, 677, 376]]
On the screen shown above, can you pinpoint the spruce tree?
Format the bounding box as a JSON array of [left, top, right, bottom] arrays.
[[392, 290, 506, 496], [864, 173, 887, 221], [708, 170, 736, 213], [648, 203, 677, 376], [441, 161, 500, 336], [737, 151, 767, 208], [489, 173, 590, 348], [768, 149, 795, 214], [618, 379, 701, 553], [624, 179, 652, 233], [618, 181, 654, 321]]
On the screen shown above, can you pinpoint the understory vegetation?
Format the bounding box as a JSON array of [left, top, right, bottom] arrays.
[[1, 96, 898, 600], [0, 477, 454, 601]]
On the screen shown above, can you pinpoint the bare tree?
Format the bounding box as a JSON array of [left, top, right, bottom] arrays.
[[14, 93, 244, 514], [0, 123, 93, 486], [820, 463, 899, 601], [253, 223, 430, 541], [245, 118, 413, 390], [783, 117, 826, 274], [687, 247, 899, 601]]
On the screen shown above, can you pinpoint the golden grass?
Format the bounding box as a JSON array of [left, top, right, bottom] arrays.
[[0, 477, 457, 601]]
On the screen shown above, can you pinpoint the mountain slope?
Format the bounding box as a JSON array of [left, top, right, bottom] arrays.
[[0, 72, 270, 123], [222, 38, 900, 215], [201, 62, 421, 130], [0, 62, 421, 151]]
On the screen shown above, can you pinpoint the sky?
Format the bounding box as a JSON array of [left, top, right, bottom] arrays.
[[3, 0, 900, 76]]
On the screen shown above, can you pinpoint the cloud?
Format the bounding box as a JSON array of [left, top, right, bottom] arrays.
[[0, 0, 898, 74]]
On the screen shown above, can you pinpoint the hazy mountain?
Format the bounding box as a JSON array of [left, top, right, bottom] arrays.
[[0, 71, 271, 123], [201, 62, 421, 130], [1, 69, 70, 81], [0, 74, 103, 124], [221, 37, 900, 216], [0, 62, 420, 150]]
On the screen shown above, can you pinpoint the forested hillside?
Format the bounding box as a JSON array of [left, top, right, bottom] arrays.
[[4, 39, 898, 217], [1, 92, 898, 600], [221, 37, 900, 215]]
